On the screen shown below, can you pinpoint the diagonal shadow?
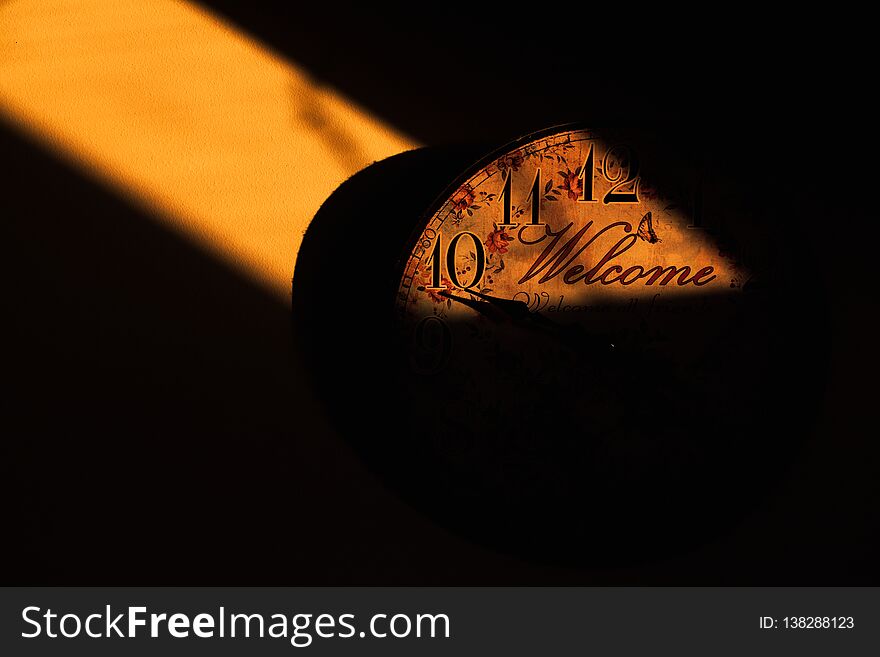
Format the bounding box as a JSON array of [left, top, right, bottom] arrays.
[[0, 120, 310, 580], [1, 123, 493, 584]]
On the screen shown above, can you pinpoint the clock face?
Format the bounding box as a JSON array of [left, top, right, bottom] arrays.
[[385, 126, 807, 562], [292, 125, 825, 566], [395, 127, 749, 374]]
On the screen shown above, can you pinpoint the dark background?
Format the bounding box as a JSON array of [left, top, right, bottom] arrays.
[[2, 3, 876, 583]]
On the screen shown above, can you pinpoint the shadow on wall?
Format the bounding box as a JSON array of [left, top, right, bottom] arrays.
[[292, 79, 375, 173], [0, 121, 440, 583]]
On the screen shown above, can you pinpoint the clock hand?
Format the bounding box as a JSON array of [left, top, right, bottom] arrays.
[[445, 290, 615, 357], [439, 291, 508, 321], [462, 288, 532, 321], [466, 290, 582, 336]]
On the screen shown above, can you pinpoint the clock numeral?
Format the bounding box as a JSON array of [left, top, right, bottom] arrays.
[[499, 170, 514, 226], [500, 169, 546, 227], [498, 143, 644, 218], [412, 315, 452, 375], [524, 169, 546, 226], [427, 231, 486, 290], [578, 144, 597, 203], [602, 145, 640, 204]]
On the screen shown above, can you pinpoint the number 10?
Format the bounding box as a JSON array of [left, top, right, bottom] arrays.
[[426, 232, 486, 290]]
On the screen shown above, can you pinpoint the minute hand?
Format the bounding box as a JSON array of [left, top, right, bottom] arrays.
[[462, 289, 532, 321], [463, 289, 615, 357], [440, 289, 544, 326], [439, 290, 507, 321]]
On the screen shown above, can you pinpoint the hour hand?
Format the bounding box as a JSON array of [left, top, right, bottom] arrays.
[[461, 288, 532, 321], [439, 291, 508, 322], [449, 289, 615, 358], [464, 290, 583, 338]]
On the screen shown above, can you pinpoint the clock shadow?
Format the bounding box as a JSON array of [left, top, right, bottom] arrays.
[[291, 131, 830, 567]]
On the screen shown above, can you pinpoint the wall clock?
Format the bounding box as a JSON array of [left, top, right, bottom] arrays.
[[293, 125, 827, 564]]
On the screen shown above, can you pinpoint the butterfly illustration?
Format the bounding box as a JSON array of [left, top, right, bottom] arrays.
[[636, 211, 661, 244]]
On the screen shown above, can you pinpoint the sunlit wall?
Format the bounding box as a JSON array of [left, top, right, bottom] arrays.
[[0, 0, 417, 298]]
